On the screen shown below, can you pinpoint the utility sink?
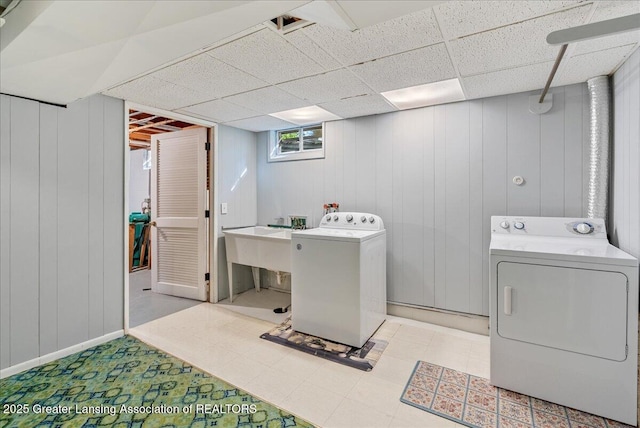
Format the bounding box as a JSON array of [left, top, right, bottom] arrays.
[[223, 226, 292, 302]]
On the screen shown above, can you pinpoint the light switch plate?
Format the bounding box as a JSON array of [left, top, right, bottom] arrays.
[[221, 203, 228, 215]]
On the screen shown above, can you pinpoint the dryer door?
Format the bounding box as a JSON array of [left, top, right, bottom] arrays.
[[497, 262, 628, 361]]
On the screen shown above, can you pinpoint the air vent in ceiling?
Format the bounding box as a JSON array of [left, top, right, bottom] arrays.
[[266, 15, 311, 34]]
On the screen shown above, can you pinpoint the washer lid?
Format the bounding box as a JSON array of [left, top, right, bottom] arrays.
[[292, 228, 385, 243], [490, 235, 637, 266]]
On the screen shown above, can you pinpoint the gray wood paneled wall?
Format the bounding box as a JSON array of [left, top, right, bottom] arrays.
[[0, 94, 124, 370], [216, 124, 258, 301], [257, 84, 589, 316], [611, 47, 640, 267]]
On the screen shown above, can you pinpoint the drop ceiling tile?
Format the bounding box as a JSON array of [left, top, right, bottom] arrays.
[[178, 99, 260, 123], [224, 115, 298, 132], [301, 8, 443, 66], [103, 75, 212, 110], [572, 31, 640, 55], [208, 28, 325, 84], [335, 0, 444, 29], [449, 5, 590, 76], [463, 43, 639, 100], [284, 30, 342, 70], [434, 1, 584, 40], [277, 69, 373, 104], [349, 44, 456, 92], [462, 61, 555, 99], [319, 94, 397, 119], [590, 0, 640, 22], [572, 1, 640, 55], [223, 86, 311, 114], [555, 44, 638, 86], [152, 53, 268, 99]]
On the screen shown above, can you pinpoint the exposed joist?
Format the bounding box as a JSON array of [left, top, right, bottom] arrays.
[[152, 124, 183, 132], [129, 139, 151, 148], [129, 119, 176, 133], [129, 131, 153, 142], [128, 109, 201, 151], [129, 115, 159, 126]]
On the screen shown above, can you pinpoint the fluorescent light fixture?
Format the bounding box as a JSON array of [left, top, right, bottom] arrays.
[[381, 78, 465, 110], [269, 105, 341, 125]]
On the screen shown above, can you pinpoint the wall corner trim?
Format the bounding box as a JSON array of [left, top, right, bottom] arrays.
[[0, 330, 124, 379]]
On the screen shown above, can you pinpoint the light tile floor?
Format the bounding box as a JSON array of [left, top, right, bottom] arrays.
[[129, 270, 201, 327], [130, 302, 489, 427], [217, 288, 291, 324]]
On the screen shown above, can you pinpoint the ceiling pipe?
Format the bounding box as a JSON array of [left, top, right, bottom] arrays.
[[539, 13, 640, 104], [547, 13, 640, 46], [538, 44, 567, 104]]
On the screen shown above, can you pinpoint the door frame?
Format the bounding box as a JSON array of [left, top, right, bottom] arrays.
[[123, 101, 219, 333]]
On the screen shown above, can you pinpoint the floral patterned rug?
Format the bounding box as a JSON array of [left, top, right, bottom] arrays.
[[0, 335, 313, 428], [261, 316, 388, 372], [401, 360, 632, 428]]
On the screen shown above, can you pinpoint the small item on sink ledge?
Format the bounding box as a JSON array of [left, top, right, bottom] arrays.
[[289, 215, 307, 230], [323, 202, 339, 214]]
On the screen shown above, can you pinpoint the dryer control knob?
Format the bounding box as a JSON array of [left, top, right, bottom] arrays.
[[346, 214, 353, 222], [576, 223, 593, 234], [514, 222, 525, 230], [326, 215, 332, 221], [369, 216, 375, 223], [500, 221, 510, 229], [361, 216, 367, 223], [333, 215, 339, 221]]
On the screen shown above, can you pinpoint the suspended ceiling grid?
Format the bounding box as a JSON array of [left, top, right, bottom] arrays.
[[1, 1, 638, 132], [104, 0, 639, 132]]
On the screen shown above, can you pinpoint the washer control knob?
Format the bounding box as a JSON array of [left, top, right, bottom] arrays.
[[333, 215, 339, 221], [576, 223, 593, 234], [361, 216, 367, 223], [326, 215, 332, 221], [369, 216, 375, 223], [500, 221, 510, 229], [514, 222, 525, 230], [346, 214, 353, 222]]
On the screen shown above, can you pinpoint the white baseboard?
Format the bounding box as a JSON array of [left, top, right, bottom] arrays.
[[387, 302, 489, 336], [0, 330, 124, 379]]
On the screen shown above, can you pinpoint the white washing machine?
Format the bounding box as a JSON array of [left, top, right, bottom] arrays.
[[291, 212, 386, 348], [490, 216, 638, 425]]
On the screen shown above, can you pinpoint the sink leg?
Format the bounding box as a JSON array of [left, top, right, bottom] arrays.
[[252, 267, 261, 293], [227, 262, 234, 303]]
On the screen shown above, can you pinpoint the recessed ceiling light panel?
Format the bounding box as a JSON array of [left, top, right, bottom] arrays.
[[381, 78, 466, 110], [269, 105, 341, 125]]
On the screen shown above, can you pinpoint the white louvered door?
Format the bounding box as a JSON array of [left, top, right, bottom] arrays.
[[151, 128, 208, 301]]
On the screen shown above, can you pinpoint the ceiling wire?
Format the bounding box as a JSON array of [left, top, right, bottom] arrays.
[[0, 0, 21, 18]]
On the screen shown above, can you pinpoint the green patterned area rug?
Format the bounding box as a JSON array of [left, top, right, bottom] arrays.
[[0, 336, 313, 428]]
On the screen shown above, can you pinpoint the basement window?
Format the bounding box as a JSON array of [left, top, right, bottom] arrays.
[[269, 124, 324, 162]]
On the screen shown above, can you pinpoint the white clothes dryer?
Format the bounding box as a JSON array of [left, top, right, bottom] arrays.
[[490, 216, 638, 425]]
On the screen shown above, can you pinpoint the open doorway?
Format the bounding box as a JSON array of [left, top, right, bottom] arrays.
[[127, 108, 212, 327]]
